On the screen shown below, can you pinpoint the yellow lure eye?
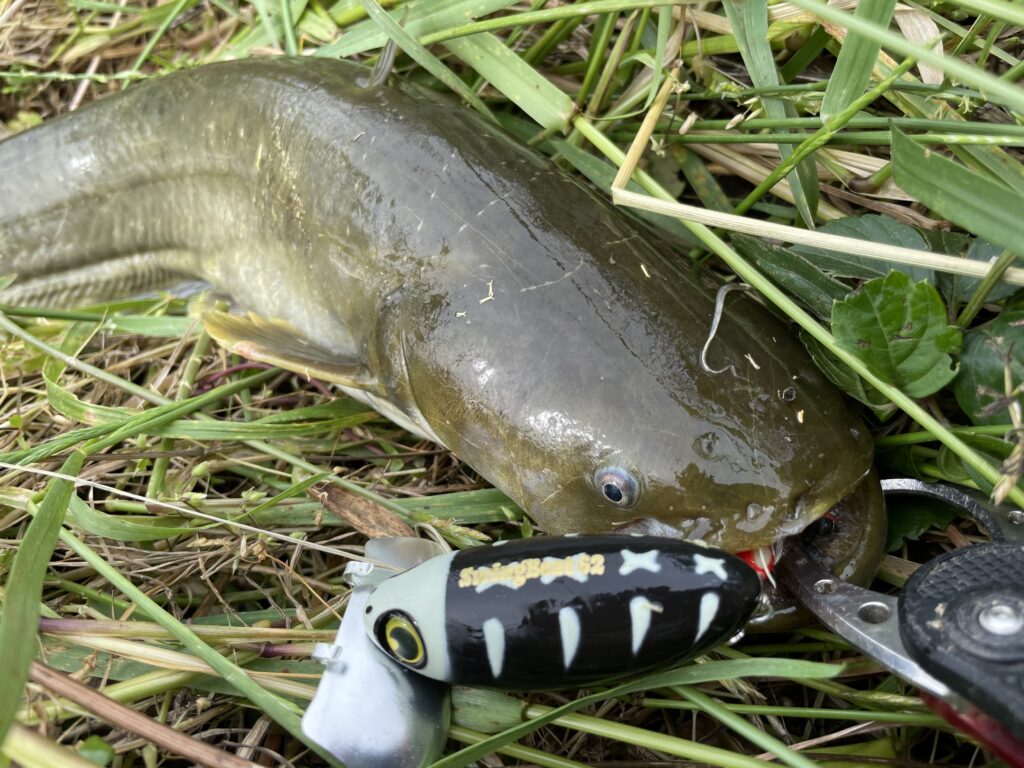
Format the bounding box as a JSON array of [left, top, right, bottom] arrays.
[[384, 613, 425, 666]]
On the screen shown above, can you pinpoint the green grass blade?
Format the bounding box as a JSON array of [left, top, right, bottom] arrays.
[[577, 9, 616, 105], [721, 0, 818, 225], [434, 659, 840, 768], [2, 724, 98, 768], [279, 0, 299, 55], [892, 125, 1024, 256], [218, 0, 308, 58], [359, 0, 494, 119], [0, 368, 279, 466], [250, 0, 283, 51], [128, 0, 194, 72], [674, 686, 820, 768], [645, 5, 671, 108], [55, 527, 344, 767], [421, 0, 696, 46], [820, 0, 898, 120], [948, 0, 1024, 26], [0, 311, 165, 406], [318, 0, 516, 57], [67, 496, 206, 541], [0, 450, 85, 744], [448, 725, 588, 768], [444, 33, 574, 131], [788, 0, 1024, 114], [734, 55, 919, 216]]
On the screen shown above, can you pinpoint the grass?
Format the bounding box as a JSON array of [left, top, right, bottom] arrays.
[[1, 1, 1022, 767]]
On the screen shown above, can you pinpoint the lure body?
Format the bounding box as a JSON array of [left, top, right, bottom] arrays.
[[363, 536, 760, 688]]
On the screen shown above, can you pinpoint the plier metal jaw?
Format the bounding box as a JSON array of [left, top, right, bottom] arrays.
[[777, 478, 1024, 767]]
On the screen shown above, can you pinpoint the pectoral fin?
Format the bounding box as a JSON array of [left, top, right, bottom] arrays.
[[204, 311, 379, 391]]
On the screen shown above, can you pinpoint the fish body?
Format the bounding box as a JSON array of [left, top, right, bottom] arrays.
[[363, 535, 760, 688], [0, 58, 879, 554]]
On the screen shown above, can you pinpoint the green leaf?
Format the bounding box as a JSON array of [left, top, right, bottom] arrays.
[[801, 331, 897, 419], [675, 146, 732, 214], [892, 126, 1024, 258], [937, 238, 1021, 308], [876, 445, 929, 478], [884, 496, 959, 552], [0, 450, 85, 744], [953, 309, 1024, 425], [919, 229, 970, 257], [820, 0, 897, 120], [935, 436, 1006, 492], [733, 235, 849, 320], [831, 272, 962, 398], [935, 443, 975, 486], [77, 736, 115, 767], [792, 214, 934, 282]]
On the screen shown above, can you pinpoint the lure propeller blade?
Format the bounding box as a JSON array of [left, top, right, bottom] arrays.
[[363, 535, 761, 689]]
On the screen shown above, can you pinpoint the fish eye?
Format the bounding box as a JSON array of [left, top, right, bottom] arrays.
[[594, 466, 639, 508], [380, 612, 426, 667]]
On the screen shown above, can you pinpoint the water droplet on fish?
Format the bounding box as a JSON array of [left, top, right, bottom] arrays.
[[779, 387, 797, 402], [746, 503, 762, 521], [694, 431, 719, 459]]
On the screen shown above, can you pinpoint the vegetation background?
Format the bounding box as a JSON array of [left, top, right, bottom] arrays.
[[0, 0, 1022, 766]]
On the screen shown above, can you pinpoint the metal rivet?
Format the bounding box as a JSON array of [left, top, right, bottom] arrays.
[[979, 603, 1024, 636], [858, 601, 891, 624], [813, 579, 837, 594]]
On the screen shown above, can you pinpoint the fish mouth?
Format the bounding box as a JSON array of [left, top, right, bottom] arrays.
[[614, 465, 876, 556], [749, 471, 887, 630], [610, 479, 887, 632]]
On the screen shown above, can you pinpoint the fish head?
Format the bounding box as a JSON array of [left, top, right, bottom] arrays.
[[403, 252, 876, 555], [490, 343, 876, 554]]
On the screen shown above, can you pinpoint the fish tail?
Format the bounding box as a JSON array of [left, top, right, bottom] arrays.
[[0, 70, 249, 308]]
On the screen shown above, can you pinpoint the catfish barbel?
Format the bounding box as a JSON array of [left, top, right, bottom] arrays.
[[0, 58, 884, 575]]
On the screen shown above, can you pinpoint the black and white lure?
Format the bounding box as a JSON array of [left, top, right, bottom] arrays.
[[362, 535, 761, 689]]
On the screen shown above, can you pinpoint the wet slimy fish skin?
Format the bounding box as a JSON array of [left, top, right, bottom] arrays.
[[0, 57, 881, 557], [363, 536, 761, 688]]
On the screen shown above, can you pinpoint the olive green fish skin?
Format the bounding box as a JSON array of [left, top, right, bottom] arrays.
[[0, 58, 877, 551]]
